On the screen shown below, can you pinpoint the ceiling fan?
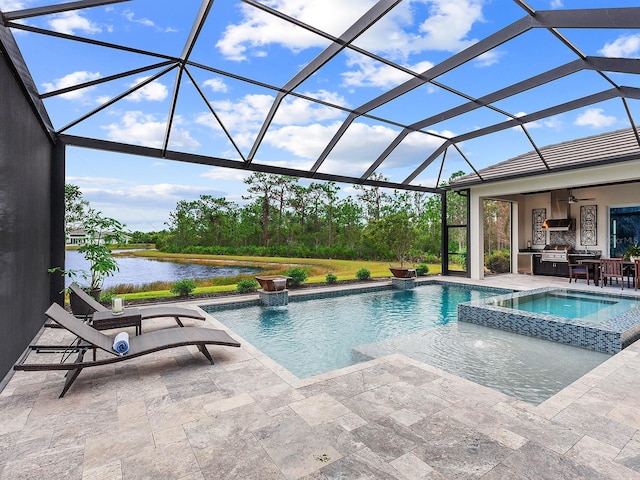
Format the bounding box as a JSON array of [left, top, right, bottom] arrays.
[[566, 189, 596, 204]]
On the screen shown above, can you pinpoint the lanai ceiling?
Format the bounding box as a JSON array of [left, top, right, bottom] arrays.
[[2, 0, 640, 193]]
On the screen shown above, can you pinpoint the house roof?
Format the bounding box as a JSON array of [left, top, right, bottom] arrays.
[[2, 2, 640, 194], [449, 126, 640, 189]]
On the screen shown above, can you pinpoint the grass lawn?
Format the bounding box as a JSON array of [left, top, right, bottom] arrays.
[[113, 250, 441, 301]]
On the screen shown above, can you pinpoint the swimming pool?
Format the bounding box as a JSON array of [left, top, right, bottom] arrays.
[[203, 282, 611, 404], [459, 288, 640, 354]]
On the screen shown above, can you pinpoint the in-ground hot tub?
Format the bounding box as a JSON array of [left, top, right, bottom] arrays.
[[458, 288, 640, 354]]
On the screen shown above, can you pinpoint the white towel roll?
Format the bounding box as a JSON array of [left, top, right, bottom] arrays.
[[113, 332, 130, 355]]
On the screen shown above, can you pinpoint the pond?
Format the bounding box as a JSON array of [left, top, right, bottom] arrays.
[[64, 250, 261, 289]]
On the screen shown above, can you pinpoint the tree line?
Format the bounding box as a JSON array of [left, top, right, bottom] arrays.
[[118, 170, 511, 268], [139, 172, 469, 263]]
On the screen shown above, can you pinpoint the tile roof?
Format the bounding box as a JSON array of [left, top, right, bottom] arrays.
[[450, 126, 640, 188]]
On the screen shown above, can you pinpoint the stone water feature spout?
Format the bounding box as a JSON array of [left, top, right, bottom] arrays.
[[256, 276, 291, 306]]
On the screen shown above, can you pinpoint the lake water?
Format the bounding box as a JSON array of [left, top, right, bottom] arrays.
[[64, 250, 261, 289]]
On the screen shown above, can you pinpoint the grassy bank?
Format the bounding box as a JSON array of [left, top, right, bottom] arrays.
[[111, 250, 441, 301]]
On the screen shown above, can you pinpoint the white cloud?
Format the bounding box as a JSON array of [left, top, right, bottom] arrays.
[[262, 121, 448, 176], [41, 71, 100, 101], [126, 76, 168, 102], [196, 90, 346, 149], [216, 1, 374, 61], [0, 1, 26, 10], [598, 34, 640, 58], [574, 108, 616, 128], [550, 0, 563, 8], [112, 183, 213, 203], [203, 78, 228, 93], [414, 0, 483, 52], [123, 11, 155, 27], [67, 175, 124, 186], [79, 182, 223, 231], [273, 91, 347, 124], [102, 111, 200, 150], [474, 50, 503, 67], [196, 93, 273, 146], [263, 122, 341, 161], [48, 11, 101, 35], [216, 0, 484, 62], [342, 54, 434, 88], [201, 167, 251, 183], [541, 117, 563, 129], [509, 112, 563, 130]]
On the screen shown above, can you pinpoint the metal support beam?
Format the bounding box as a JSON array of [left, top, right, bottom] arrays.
[[312, 16, 536, 170], [58, 134, 443, 193], [1, 0, 130, 22], [244, 0, 401, 163]]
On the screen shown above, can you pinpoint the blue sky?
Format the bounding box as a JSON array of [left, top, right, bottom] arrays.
[[3, 0, 640, 231]]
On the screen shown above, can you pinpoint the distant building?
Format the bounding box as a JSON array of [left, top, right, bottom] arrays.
[[66, 229, 88, 245], [65, 229, 129, 245]]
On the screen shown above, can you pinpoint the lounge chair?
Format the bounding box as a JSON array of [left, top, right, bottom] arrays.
[[68, 282, 205, 327], [14, 303, 240, 397]]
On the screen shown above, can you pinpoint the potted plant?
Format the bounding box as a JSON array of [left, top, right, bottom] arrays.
[[374, 208, 418, 278], [623, 244, 640, 262], [51, 208, 128, 314]]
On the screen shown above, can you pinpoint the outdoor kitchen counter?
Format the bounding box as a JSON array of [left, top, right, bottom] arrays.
[[532, 254, 569, 277], [530, 247, 601, 278]]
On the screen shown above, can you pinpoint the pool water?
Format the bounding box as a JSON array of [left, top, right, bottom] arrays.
[[207, 283, 611, 404], [492, 290, 640, 326]]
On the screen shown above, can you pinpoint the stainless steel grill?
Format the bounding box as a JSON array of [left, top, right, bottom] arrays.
[[541, 244, 573, 262]]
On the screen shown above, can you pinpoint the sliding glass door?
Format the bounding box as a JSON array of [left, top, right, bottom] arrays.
[[610, 206, 640, 257]]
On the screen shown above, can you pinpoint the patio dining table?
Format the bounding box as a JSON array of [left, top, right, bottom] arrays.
[[575, 259, 635, 287]]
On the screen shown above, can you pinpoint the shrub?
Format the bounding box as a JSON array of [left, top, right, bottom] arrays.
[[325, 272, 338, 284], [237, 278, 259, 293], [355, 268, 371, 280], [485, 250, 511, 273], [422, 254, 440, 264], [100, 290, 114, 305], [415, 264, 430, 276], [170, 279, 197, 297], [284, 267, 308, 287]]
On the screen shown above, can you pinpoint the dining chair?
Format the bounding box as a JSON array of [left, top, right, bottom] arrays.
[[568, 263, 590, 285], [600, 258, 625, 289]]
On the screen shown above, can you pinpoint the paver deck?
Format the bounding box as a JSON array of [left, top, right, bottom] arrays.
[[2, 275, 640, 479]]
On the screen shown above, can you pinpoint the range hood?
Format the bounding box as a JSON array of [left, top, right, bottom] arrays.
[[542, 189, 575, 231], [542, 218, 575, 231]]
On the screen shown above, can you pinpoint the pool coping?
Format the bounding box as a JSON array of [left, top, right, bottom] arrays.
[[200, 277, 511, 312], [458, 287, 640, 354]]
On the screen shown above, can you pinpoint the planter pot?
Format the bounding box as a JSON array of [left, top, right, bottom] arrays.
[[389, 267, 417, 278], [69, 287, 101, 316], [255, 276, 290, 292]]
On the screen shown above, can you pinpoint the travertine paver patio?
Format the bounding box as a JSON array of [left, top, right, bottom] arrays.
[[2, 275, 640, 479]]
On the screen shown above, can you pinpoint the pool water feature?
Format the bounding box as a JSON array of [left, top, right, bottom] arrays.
[[203, 282, 611, 405], [459, 288, 640, 354]]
